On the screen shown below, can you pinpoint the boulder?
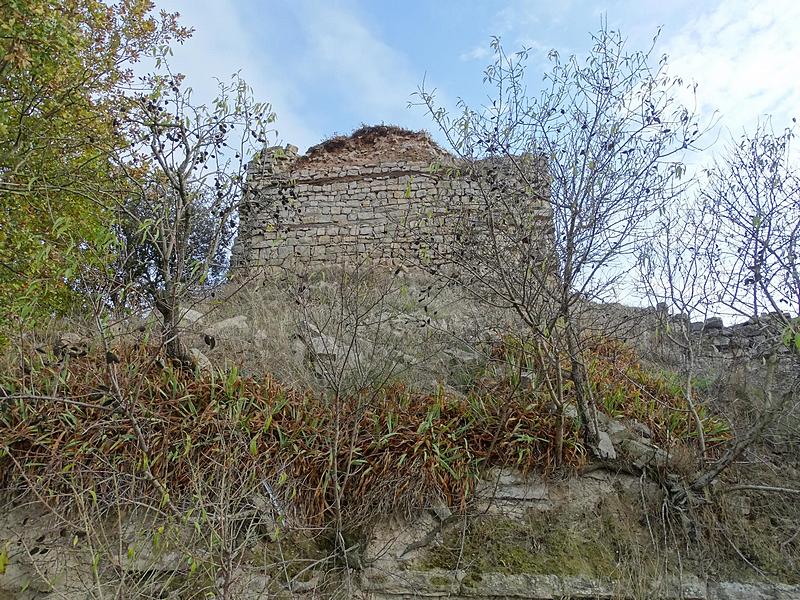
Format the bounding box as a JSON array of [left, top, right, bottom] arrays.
[[141, 307, 204, 330], [308, 334, 339, 363], [604, 419, 632, 444], [620, 438, 670, 470], [563, 404, 579, 420], [595, 430, 617, 460], [189, 348, 213, 374], [203, 315, 250, 338], [180, 308, 204, 324], [627, 419, 653, 439], [295, 320, 340, 364], [54, 332, 89, 357]]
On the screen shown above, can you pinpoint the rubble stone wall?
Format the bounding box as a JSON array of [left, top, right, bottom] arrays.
[[684, 314, 795, 360], [230, 137, 552, 272]]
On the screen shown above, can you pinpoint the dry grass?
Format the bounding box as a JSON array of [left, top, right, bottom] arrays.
[[5, 294, 795, 595], [309, 125, 435, 155], [1, 344, 579, 526], [587, 339, 731, 449], [0, 331, 723, 525], [296, 123, 449, 166]]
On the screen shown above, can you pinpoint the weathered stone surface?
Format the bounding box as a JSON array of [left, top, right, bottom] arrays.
[[3, 468, 798, 600], [361, 572, 800, 599], [203, 314, 250, 338], [708, 581, 800, 599], [308, 334, 338, 362], [620, 437, 671, 470], [54, 332, 89, 357], [604, 419, 632, 444], [476, 469, 550, 505], [563, 404, 579, 420], [230, 130, 552, 273], [627, 419, 653, 439], [180, 307, 204, 324], [189, 347, 213, 373], [595, 430, 617, 460]]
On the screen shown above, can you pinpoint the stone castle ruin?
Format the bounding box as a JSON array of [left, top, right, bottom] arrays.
[[230, 125, 553, 272]]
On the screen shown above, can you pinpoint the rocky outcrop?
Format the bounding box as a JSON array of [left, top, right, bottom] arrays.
[[3, 466, 797, 599]]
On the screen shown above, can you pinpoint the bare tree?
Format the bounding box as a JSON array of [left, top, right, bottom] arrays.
[[416, 25, 710, 452], [639, 118, 799, 503], [282, 255, 457, 589], [112, 70, 274, 365], [638, 204, 720, 461], [687, 120, 800, 492], [703, 120, 799, 325]]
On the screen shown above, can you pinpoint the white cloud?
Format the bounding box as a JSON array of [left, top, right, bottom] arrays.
[[153, 1, 434, 150], [496, 0, 574, 37], [662, 0, 800, 138], [462, 1, 578, 72], [289, 2, 427, 129], [460, 45, 491, 62]]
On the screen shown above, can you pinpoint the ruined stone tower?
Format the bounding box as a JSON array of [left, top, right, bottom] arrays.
[[230, 125, 552, 273]]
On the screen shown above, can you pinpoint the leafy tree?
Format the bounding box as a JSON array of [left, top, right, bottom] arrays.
[[0, 0, 189, 339]]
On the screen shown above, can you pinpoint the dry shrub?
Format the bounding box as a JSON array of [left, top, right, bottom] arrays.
[[587, 339, 731, 450], [0, 322, 748, 595], [686, 461, 800, 583], [200, 273, 511, 395], [298, 124, 446, 166]]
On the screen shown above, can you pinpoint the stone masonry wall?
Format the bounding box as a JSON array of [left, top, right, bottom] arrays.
[[230, 130, 552, 273], [682, 313, 796, 360]]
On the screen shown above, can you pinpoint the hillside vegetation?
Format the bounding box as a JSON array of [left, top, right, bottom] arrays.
[[1, 3, 798, 598]]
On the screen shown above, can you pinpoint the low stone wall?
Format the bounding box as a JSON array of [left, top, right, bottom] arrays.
[[682, 313, 796, 360], [588, 303, 796, 362]]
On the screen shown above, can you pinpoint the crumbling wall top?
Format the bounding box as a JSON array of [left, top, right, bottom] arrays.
[[295, 125, 451, 168]]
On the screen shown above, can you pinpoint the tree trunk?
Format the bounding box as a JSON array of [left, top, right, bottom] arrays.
[[564, 319, 601, 448], [155, 295, 193, 368]]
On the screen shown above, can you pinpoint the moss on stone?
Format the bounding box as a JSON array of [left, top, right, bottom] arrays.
[[428, 574, 454, 587], [418, 493, 661, 583], [421, 510, 619, 577], [417, 481, 800, 588]]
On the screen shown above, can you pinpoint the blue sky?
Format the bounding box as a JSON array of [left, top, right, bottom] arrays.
[[157, 0, 799, 155]]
